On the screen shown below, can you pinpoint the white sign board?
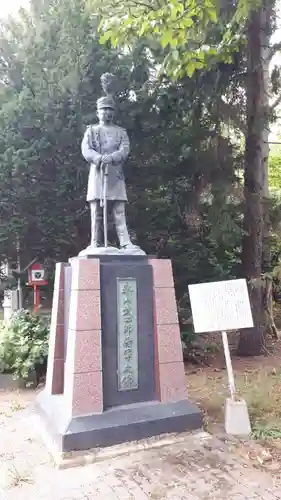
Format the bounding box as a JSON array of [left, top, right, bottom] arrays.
[[188, 279, 253, 333], [31, 269, 45, 282]]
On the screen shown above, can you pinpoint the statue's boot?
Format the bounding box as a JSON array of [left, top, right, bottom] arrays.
[[113, 201, 132, 248], [90, 201, 102, 247]]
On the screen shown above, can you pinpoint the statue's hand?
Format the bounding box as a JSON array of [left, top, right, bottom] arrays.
[[101, 155, 112, 166], [96, 157, 102, 170]]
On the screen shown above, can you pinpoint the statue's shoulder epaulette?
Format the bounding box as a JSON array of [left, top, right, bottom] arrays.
[[86, 124, 98, 130], [115, 124, 126, 132]]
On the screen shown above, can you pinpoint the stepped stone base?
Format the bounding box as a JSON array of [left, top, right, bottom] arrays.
[[37, 391, 202, 453], [37, 256, 202, 455]]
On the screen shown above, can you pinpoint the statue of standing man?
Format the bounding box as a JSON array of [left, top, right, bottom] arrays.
[[79, 73, 144, 256]]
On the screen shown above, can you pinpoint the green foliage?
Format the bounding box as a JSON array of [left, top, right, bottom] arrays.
[[251, 423, 281, 440], [0, 0, 259, 350], [0, 0, 244, 294], [96, 0, 259, 78], [263, 147, 281, 273], [269, 144, 281, 195], [0, 309, 50, 380]]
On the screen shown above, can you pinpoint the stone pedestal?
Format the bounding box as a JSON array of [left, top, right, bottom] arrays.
[[224, 398, 251, 436], [37, 256, 202, 454], [2, 289, 18, 324]]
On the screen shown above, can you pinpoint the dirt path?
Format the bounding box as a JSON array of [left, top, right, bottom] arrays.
[[0, 389, 281, 500]]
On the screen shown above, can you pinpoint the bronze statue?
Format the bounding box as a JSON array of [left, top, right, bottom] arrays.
[[80, 73, 144, 256]]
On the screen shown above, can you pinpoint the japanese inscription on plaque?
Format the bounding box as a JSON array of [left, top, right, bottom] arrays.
[[117, 278, 138, 391], [188, 279, 253, 333]]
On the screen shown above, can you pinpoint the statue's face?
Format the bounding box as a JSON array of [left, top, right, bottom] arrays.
[[97, 107, 114, 124]]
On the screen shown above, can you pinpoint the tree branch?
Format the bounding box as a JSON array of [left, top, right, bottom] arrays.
[[129, 0, 156, 10], [217, 98, 247, 135], [270, 92, 281, 111], [267, 41, 281, 61]]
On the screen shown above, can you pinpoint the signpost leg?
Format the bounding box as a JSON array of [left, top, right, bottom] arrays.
[[16, 236, 23, 310], [221, 331, 236, 400], [34, 285, 40, 313]]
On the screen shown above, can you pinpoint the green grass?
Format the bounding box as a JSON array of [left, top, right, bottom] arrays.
[[188, 367, 281, 434]]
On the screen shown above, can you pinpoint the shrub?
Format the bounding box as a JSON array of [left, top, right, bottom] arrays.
[[0, 309, 50, 381]]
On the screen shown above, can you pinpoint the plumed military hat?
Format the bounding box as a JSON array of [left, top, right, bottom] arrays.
[[97, 95, 115, 110], [96, 73, 117, 110]]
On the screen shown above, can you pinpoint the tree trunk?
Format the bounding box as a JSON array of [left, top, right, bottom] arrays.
[[238, 5, 267, 356], [262, 126, 271, 272], [261, 3, 272, 272]]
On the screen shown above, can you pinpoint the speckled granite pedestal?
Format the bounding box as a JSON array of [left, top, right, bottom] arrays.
[[37, 256, 202, 454]]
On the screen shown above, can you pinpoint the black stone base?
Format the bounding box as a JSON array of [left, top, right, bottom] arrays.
[[36, 392, 202, 453]]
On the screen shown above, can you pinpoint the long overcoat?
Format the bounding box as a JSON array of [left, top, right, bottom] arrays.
[[81, 124, 130, 202]]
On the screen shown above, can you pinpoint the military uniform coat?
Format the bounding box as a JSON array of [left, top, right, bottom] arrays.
[[81, 124, 130, 202]]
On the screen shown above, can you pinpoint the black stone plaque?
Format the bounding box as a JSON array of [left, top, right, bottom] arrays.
[[100, 256, 156, 409]]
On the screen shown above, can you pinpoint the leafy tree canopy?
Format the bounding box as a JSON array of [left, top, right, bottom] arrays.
[[95, 0, 259, 77], [0, 0, 244, 306]]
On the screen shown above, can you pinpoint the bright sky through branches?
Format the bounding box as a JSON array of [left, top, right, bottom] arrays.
[[1, 0, 281, 139], [1, 0, 30, 18]]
